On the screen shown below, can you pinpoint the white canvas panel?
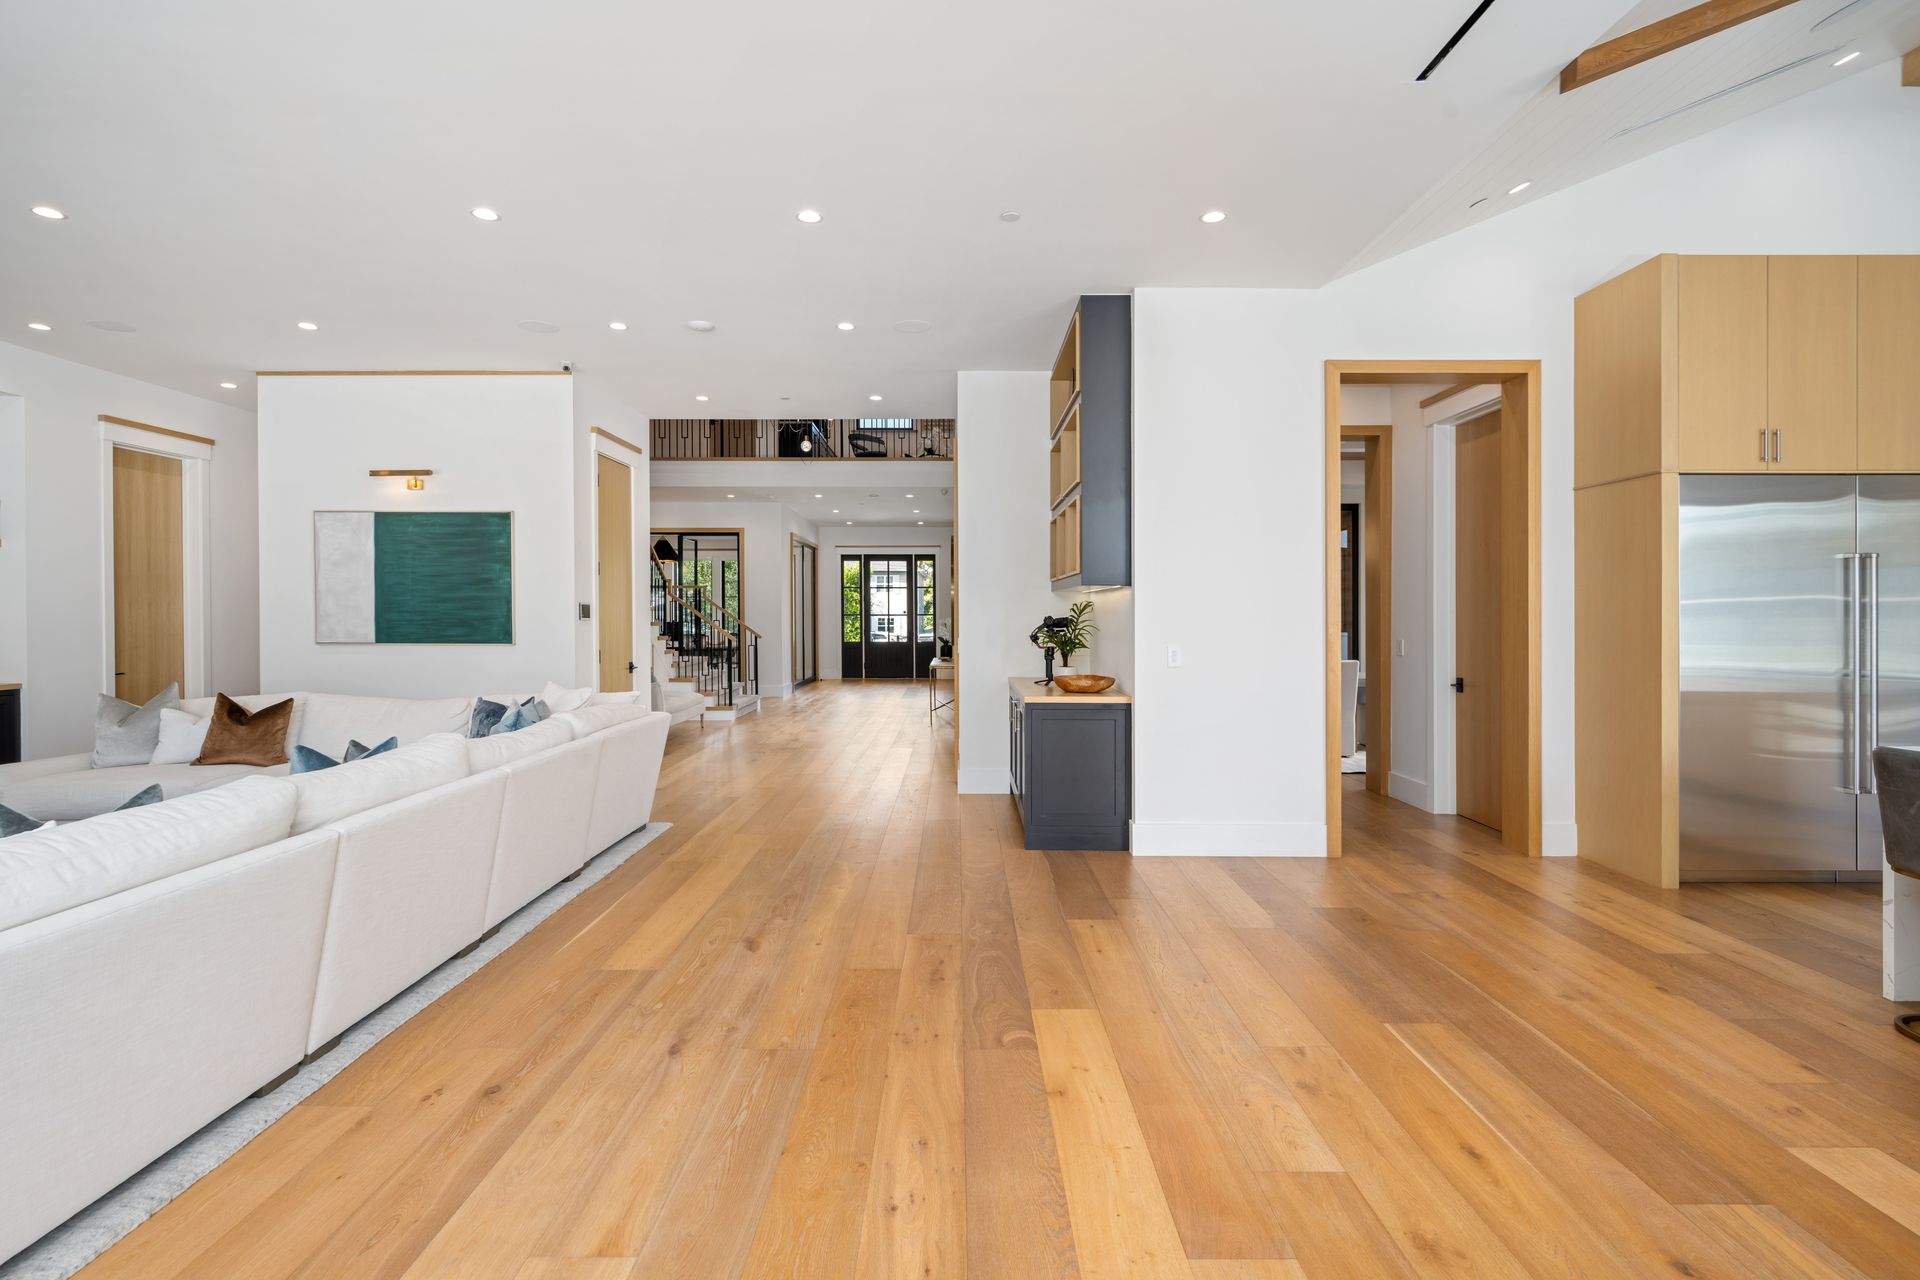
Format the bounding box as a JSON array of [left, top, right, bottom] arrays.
[[313, 511, 375, 643]]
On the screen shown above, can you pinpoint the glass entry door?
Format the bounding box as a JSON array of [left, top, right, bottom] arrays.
[[791, 538, 818, 686], [841, 553, 937, 679]]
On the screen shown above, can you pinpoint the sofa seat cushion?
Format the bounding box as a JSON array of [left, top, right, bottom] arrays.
[[465, 717, 573, 773], [296, 693, 473, 762], [553, 703, 653, 739], [0, 776, 299, 931], [288, 732, 470, 835], [0, 761, 283, 822]]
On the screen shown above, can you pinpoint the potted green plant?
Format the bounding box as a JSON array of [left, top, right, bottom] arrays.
[[1048, 600, 1097, 675]]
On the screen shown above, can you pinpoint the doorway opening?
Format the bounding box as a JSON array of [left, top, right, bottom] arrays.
[[791, 534, 818, 687], [1338, 423, 1392, 799], [840, 552, 937, 679], [1324, 361, 1543, 858]]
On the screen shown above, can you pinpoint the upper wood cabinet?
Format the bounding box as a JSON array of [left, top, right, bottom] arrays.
[[1766, 255, 1856, 472], [1577, 254, 1914, 487], [1048, 295, 1131, 588], [1861, 255, 1920, 472]]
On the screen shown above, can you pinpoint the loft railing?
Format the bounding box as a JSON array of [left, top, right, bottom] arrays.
[[649, 417, 954, 461]]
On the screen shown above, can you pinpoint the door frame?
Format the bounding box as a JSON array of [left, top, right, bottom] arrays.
[[97, 417, 211, 700], [1324, 360, 1543, 857], [589, 429, 645, 692], [1339, 424, 1392, 801], [790, 532, 819, 688]]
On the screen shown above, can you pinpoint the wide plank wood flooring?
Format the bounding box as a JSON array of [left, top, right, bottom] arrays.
[[79, 681, 1920, 1278]]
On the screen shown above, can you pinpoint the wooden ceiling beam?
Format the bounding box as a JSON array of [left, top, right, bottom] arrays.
[[1560, 0, 1802, 93]]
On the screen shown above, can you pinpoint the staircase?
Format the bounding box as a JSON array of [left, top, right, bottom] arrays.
[[649, 552, 761, 723]]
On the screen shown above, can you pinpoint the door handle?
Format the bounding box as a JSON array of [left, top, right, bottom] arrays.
[[1451, 677, 1465, 693], [1843, 552, 1864, 794], [1867, 551, 1881, 793]]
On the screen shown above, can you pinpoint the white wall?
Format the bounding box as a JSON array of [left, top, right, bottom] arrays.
[[956, 371, 1057, 793], [650, 500, 790, 694], [814, 524, 952, 682], [256, 374, 576, 697], [0, 341, 259, 756], [1130, 67, 1920, 857]]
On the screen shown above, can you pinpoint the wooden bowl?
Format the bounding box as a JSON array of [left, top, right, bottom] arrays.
[[1052, 674, 1116, 695]]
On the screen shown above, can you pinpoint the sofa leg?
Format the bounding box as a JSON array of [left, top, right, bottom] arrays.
[[560, 867, 583, 883], [252, 1063, 300, 1098], [304, 1034, 344, 1065], [454, 922, 504, 960]]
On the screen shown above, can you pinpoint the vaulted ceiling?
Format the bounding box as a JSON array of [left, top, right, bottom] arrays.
[[3, 0, 1913, 417]]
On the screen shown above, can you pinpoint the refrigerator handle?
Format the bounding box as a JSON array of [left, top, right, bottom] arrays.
[[1844, 552, 1864, 795], [1867, 550, 1881, 794]]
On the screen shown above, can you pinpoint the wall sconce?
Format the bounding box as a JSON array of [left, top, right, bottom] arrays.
[[369, 469, 433, 491]]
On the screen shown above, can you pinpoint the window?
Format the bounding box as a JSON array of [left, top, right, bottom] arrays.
[[916, 557, 935, 639]]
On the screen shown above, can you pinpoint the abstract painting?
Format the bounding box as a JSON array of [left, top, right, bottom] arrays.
[[314, 511, 513, 644]]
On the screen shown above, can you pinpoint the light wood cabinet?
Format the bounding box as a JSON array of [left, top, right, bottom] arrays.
[[1048, 296, 1130, 588], [1576, 254, 1913, 488], [1767, 255, 1857, 471], [1860, 255, 1920, 472], [1674, 256, 1769, 472]]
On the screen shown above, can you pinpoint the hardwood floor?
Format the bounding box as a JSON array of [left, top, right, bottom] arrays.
[[79, 682, 1920, 1278]]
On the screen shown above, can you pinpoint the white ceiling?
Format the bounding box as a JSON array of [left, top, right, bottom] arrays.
[[653, 483, 953, 529], [4, 0, 1906, 419]]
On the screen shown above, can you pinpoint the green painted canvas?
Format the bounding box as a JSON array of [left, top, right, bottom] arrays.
[[372, 511, 513, 644]]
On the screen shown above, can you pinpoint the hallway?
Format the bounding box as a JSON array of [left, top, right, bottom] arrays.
[[81, 683, 1920, 1279]]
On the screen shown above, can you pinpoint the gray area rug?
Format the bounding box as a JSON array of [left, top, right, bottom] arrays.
[[0, 822, 672, 1280]]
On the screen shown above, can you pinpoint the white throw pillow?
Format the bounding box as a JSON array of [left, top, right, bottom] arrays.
[[539, 681, 593, 713], [149, 708, 212, 765]]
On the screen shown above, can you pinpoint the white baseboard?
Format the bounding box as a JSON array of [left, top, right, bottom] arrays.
[[957, 766, 1009, 795], [1387, 771, 1431, 811], [1130, 820, 1329, 857], [1543, 821, 1579, 857]]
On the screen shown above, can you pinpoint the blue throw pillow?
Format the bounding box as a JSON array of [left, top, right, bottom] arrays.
[[0, 784, 162, 837], [488, 698, 546, 735], [468, 697, 509, 737], [291, 737, 399, 774], [115, 784, 164, 810]]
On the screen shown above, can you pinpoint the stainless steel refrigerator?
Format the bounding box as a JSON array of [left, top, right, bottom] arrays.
[[1679, 474, 1920, 881]]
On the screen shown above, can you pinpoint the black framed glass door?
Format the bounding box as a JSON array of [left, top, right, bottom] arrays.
[[842, 553, 928, 679], [792, 538, 818, 686]]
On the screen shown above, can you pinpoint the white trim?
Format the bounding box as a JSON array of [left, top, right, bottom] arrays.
[[1387, 771, 1431, 810], [98, 423, 213, 700], [957, 766, 1008, 795], [1543, 822, 1579, 858], [1429, 419, 1457, 815], [1130, 820, 1328, 857]]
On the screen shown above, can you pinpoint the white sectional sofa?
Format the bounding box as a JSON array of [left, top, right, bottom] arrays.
[[0, 691, 670, 1266]]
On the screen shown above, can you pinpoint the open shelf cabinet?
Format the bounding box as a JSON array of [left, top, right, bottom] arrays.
[[1050, 404, 1081, 506], [1047, 296, 1130, 589]]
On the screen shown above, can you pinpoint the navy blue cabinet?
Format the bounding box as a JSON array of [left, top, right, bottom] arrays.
[[1008, 680, 1130, 851]]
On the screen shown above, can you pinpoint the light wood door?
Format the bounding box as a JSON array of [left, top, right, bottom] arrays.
[[1455, 410, 1503, 831], [111, 446, 185, 705], [1767, 255, 1857, 472], [596, 453, 634, 693], [1859, 255, 1920, 472], [1675, 255, 1770, 472]]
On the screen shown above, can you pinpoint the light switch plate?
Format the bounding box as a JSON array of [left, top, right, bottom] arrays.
[[1167, 645, 1184, 668]]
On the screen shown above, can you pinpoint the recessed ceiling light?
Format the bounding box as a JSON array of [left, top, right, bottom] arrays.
[[31, 206, 65, 220], [918, 521, 925, 525], [845, 521, 853, 525], [796, 209, 823, 223], [779, 395, 791, 401], [999, 211, 1022, 223], [893, 320, 933, 335], [220, 381, 237, 389], [832, 509, 840, 513], [1834, 50, 1861, 66], [518, 320, 559, 334], [869, 394, 883, 401], [695, 395, 709, 402], [608, 321, 628, 331], [27, 322, 50, 331], [905, 494, 914, 498], [686, 320, 715, 332], [837, 322, 855, 331], [726, 493, 736, 499], [1507, 182, 1531, 195], [814, 493, 823, 498], [1200, 210, 1227, 224], [912, 510, 921, 514], [297, 321, 318, 330], [471, 207, 500, 222], [87, 320, 136, 333]]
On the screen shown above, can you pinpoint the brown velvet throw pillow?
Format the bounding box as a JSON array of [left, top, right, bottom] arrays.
[[194, 694, 294, 766]]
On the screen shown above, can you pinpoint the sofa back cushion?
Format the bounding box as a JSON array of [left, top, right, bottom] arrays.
[[287, 732, 470, 835], [0, 776, 299, 931], [296, 693, 473, 761], [466, 717, 573, 773], [553, 703, 653, 739]]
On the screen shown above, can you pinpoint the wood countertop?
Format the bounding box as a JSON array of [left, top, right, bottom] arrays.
[[1007, 676, 1131, 705], [0, 683, 19, 692]]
